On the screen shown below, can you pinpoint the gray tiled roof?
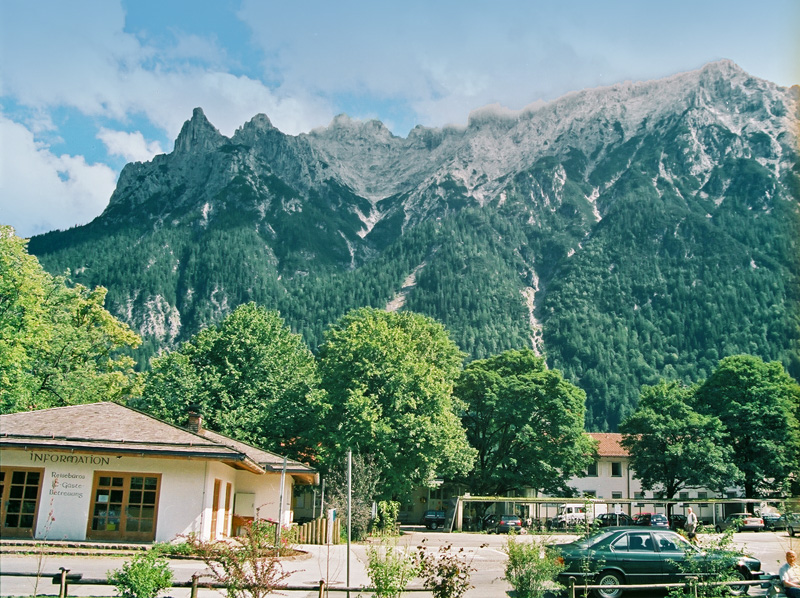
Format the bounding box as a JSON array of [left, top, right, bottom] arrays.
[[0, 402, 263, 472], [200, 428, 317, 481]]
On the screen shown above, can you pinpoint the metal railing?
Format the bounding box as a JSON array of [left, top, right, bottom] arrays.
[[1, 568, 430, 597], [565, 575, 781, 597]]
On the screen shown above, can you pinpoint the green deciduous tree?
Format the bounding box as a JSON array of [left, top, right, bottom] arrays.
[[694, 354, 800, 497], [316, 308, 476, 499], [454, 348, 595, 496], [1, 225, 142, 413], [138, 303, 325, 461], [620, 380, 740, 502]]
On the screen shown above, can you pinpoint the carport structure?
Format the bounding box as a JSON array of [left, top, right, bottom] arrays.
[[447, 495, 790, 532]]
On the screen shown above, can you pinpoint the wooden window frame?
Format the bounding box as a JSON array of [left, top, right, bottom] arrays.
[[210, 479, 221, 540], [0, 467, 45, 539], [223, 482, 232, 538], [86, 472, 161, 542]]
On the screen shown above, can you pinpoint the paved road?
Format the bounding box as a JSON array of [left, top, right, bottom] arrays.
[[1, 529, 795, 597]]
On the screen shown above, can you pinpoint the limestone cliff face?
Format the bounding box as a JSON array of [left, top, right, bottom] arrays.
[[105, 60, 797, 251]]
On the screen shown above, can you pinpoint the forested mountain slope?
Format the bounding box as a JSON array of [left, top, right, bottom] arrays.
[[28, 60, 800, 430]]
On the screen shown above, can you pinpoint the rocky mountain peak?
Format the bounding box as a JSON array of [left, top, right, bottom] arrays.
[[313, 114, 396, 143], [173, 107, 228, 154], [231, 113, 278, 145]]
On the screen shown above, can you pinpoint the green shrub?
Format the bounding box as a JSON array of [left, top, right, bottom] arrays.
[[151, 539, 195, 556], [374, 500, 401, 535], [365, 540, 418, 598], [107, 552, 173, 598], [504, 536, 565, 598]]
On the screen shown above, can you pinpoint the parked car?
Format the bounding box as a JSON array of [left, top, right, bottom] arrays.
[[422, 510, 446, 530], [551, 527, 764, 598], [668, 514, 688, 531], [761, 512, 786, 531], [596, 512, 635, 527], [485, 514, 523, 534], [634, 513, 669, 528], [715, 513, 764, 533], [786, 513, 800, 537], [632, 512, 654, 523]]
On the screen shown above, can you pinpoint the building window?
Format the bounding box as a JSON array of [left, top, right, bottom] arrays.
[[611, 462, 623, 477], [583, 491, 597, 498], [586, 462, 598, 477], [697, 492, 708, 508], [87, 472, 160, 542], [679, 492, 689, 500], [634, 491, 645, 507], [612, 492, 623, 500], [0, 468, 44, 538]]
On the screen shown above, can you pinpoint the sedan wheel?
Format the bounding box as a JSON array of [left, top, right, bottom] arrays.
[[430, 522, 438, 530], [726, 569, 749, 596], [594, 571, 624, 598]]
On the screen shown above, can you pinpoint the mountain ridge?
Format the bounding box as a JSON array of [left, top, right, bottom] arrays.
[[27, 59, 800, 430]]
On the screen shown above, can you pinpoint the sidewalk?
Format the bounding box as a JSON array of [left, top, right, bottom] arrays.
[[0, 542, 433, 597]]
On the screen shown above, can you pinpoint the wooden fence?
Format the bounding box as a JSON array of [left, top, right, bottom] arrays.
[[294, 516, 341, 545]]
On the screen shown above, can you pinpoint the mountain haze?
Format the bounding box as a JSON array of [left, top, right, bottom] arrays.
[[28, 60, 800, 430]]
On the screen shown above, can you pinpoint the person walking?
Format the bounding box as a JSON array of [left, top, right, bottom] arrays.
[[780, 550, 800, 598], [685, 507, 699, 544]]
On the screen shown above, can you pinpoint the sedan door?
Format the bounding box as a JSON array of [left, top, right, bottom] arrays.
[[609, 531, 664, 583], [653, 530, 692, 582]]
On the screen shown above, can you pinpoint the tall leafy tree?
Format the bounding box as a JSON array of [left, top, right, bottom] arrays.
[[694, 354, 800, 497], [454, 348, 595, 496], [138, 303, 326, 461], [0, 225, 142, 412], [619, 380, 740, 504], [316, 307, 476, 499]]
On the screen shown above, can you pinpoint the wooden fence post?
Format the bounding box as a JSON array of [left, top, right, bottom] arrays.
[[58, 568, 69, 598]]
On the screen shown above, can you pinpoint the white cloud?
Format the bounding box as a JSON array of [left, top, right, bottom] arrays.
[[0, 116, 118, 238], [98, 128, 164, 163], [0, 0, 333, 140]]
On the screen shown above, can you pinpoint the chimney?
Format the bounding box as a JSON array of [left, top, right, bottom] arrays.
[[187, 407, 203, 433]]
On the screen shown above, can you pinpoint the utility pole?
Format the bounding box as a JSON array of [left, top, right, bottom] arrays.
[[347, 450, 352, 598], [275, 456, 287, 548]]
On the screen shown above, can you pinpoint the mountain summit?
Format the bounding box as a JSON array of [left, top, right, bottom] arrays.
[[29, 60, 800, 429]]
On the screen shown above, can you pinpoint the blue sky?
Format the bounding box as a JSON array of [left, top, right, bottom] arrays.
[[1, 0, 798, 238]]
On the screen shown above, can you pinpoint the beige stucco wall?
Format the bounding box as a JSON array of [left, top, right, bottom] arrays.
[[0, 449, 293, 542]]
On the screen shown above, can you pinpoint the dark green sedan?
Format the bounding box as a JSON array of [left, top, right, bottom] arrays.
[[552, 527, 764, 598]]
